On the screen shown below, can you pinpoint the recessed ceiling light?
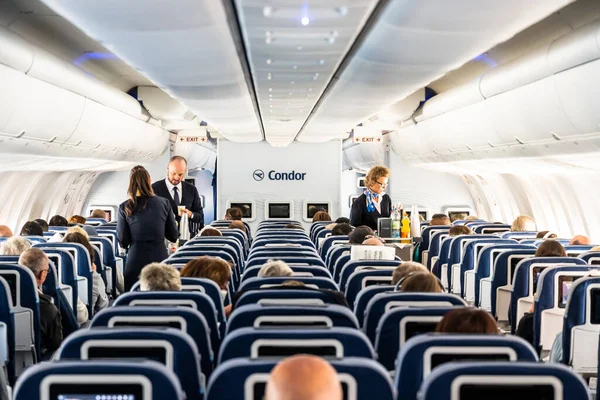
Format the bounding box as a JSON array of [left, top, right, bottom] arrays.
[[308, 88, 313, 92], [297, 45, 303, 51], [266, 58, 272, 64], [291, 81, 295, 84], [267, 73, 272, 80], [301, 16, 310, 26], [269, 88, 273, 92], [337, 6, 349, 16], [263, 6, 272, 17], [319, 59, 325, 65], [265, 37, 272, 44], [293, 65, 298, 69], [289, 92, 292, 95]]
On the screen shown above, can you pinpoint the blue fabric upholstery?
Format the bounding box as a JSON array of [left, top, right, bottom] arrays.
[[500, 231, 538, 239], [242, 265, 333, 282], [364, 293, 467, 343], [579, 251, 600, 265], [57, 328, 204, 400], [509, 257, 586, 333], [320, 236, 350, 259], [325, 244, 351, 270], [0, 277, 15, 384], [245, 256, 326, 270], [427, 231, 448, 270], [236, 288, 346, 308], [13, 360, 184, 400], [339, 260, 400, 291], [418, 362, 588, 400], [472, 224, 511, 234], [91, 306, 214, 376], [345, 269, 394, 308], [40, 260, 78, 340], [114, 291, 221, 350], [226, 304, 358, 334], [354, 285, 394, 327], [374, 307, 456, 371], [238, 277, 338, 291], [218, 327, 374, 364], [432, 238, 452, 279], [206, 357, 395, 400], [420, 227, 451, 256], [445, 235, 500, 287], [89, 236, 117, 297], [395, 334, 538, 400]]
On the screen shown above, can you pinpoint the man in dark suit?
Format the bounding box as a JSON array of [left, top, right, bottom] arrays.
[[152, 155, 204, 236]]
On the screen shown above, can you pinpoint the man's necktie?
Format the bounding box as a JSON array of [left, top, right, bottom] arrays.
[[173, 186, 181, 206]]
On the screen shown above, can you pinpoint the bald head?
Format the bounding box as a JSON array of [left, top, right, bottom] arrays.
[[0, 226, 12, 237], [362, 237, 384, 246], [570, 235, 590, 245], [266, 355, 342, 400]]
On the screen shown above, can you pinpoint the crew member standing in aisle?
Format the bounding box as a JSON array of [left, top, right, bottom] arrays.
[[350, 165, 392, 231]]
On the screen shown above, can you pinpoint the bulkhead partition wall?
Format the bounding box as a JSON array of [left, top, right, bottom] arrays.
[[217, 141, 342, 230]]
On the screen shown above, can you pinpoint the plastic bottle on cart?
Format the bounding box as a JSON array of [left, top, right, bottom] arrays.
[[391, 205, 401, 238], [401, 212, 411, 238]]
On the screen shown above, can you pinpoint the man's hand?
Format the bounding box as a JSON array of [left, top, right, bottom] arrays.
[[183, 209, 193, 218]]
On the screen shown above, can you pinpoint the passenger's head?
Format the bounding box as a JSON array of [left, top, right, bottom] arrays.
[[199, 227, 222, 237], [0, 236, 31, 256], [281, 280, 306, 288], [570, 235, 590, 245], [392, 261, 428, 285], [430, 213, 451, 226], [49, 215, 68, 227], [348, 226, 373, 244], [228, 220, 246, 231], [0, 225, 13, 237], [224, 207, 243, 221], [258, 260, 293, 278], [591, 245, 600, 252], [285, 224, 303, 230], [63, 232, 95, 260], [90, 209, 107, 220], [335, 217, 350, 224], [449, 225, 472, 236], [362, 237, 384, 246], [536, 231, 557, 239], [19, 248, 49, 287], [167, 155, 187, 186], [535, 240, 567, 257], [365, 165, 390, 195], [68, 215, 86, 225], [266, 355, 342, 400], [66, 226, 90, 239], [180, 256, 231, 290], [449, 212, 467, 223], [511, 215, 536, 232], [126, 166, 155, 217], [464, 215, 479, 221], [139, 263, 181, 291], [312, 211, 332, 223], [435, 308, 498, 334], [331, 223, 353, 236], [400, 272, 443, 293], [34, 219, 49, 232], [20, 221, 43, 237]]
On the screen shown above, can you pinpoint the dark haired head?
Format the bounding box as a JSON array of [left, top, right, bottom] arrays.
[[332, 223, 353, 236], [125, 166, 155, 217], [34, 219, 49, 232], [49, 215, 68, 227], [335, 217, 350, 224], [535, 240, 566, 257], [20, 221, 43, 237], [436, 308, 498, 334], [349, 226, 373, 244]]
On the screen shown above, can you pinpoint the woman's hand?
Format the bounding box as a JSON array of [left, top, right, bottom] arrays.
[[91, 262, 97, 273]]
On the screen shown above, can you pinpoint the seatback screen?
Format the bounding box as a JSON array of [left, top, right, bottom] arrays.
[[558, 275, 584, 308], [0, 273, 17, 306], [364, 278, 393, 287], [268, 203, 291, 219], [49, 384, 141, 400], [459, 384, 555, 400], [230, 203, 253, 218], [112, 320, 182, 330], [257, 345, 338, 358], [404, 321, 439, 342], [590, 288, 600, 324], [508, 256, 528, 285], [87, 346, 167, 365], [430, 352, 511, 370], [306, 203, 329, 219], [532, 266, 548, 294]]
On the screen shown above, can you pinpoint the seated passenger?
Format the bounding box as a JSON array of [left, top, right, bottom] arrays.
[[335, 217, 350, 224], [516, 240, 567, 347], [49, 215, 68, 227], [228, 220, 246, 233], [139, 263, 181, 291], [536, 231, 557, 239], [511, 215, 536, 232], [266, 354, 342, 400], [464, 215, 480, 221], [0, 225, 12, 238], [68, 215, 86, 225], [362, 237, 384, 246], [180, 256, 231, 301], [18, 249, 63, 357], [199, 227, 222, 237], [34, 219, 49, 232], [331, 223, 353, 236], [399, 272, 443, 293], [449, 212, 467, 223], [569, 235, 590, 245], [435, 308, 498, 334], [325, 222, 337, 230], [592, 245, 600, 252], [258, 260, 293, 278], [0, 236, 31, 256], [312, 211, 332, 223], [20, 221, 43, 237], [285, 224, 303, 230], [90, 209, 108, 221], [224, 207, 243, 221], [348, 226, 373, 244], [449, 225, 472, 236], [391, 261, 428, 285], [67, 225, 90, 238], [430, 213, 451, 226], [63, 232, 108, 315]]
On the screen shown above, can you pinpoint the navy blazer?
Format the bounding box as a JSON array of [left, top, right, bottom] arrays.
[[349, 193, 392, 231], [152, 179, 204, 234]]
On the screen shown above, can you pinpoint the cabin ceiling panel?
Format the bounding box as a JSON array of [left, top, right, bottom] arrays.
[[234, 0, 379, 146], [297, 0, 574, 143], [40, 0, 263, 142]]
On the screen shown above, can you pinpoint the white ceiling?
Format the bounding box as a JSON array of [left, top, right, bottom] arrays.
[[37, 0, 575, 146]]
